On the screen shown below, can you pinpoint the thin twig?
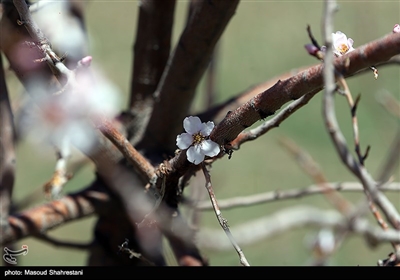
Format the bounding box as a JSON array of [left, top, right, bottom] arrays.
[[192, 182, 400, 211], [201, 163, 250, 266], [336, 76, 369, 165], [228, 90, 319, 150]]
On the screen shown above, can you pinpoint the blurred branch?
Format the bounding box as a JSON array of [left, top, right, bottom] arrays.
[[205, 43, 219, 109], [378, 130, 400, 184], [197, 206, 400, 250], [0, 47, 16, 251], [36, 234, 92, 250], [139, 0, 240, 154], [193, 182, 400, 211], [13, 0, 70, 84], [210, 32, 400, 146], [0, 181, 110, 245], [376, 89, 400, 119], [279, 137, 353, 214]]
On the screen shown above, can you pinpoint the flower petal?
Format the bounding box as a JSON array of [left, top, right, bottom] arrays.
[[200, 121, 215, 136], [176, 133, 193, 149], [201, 139, 220, 157], [187, 145, 205, 165], [183, 116, 202, 134]]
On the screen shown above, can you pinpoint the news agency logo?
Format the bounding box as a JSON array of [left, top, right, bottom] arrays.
[[3, 245, 29, 265]]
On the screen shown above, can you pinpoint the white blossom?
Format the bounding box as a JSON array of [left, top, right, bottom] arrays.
[[332, 31, 355, 57], [321, 31, 355, 57], [176, 116, 220, 165]]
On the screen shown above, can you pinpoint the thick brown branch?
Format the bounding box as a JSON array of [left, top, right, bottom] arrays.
[[210, 33, 400, 146], [139, 0, 240, 154], [127, 0, 176, 145], [129, 0, 175, 110]]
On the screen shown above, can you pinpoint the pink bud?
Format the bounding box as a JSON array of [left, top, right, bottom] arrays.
[[80, 56, 92, 67], [393, 24, 400, 33], [305, 44, 324, 60], [304, 44, 319, 55]]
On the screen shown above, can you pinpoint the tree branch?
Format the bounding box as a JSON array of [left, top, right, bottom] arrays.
[[321, 0, 400, 231], [209, 33, 400, 146], [127, 0, 176, 144], [139, 0, 240, 154], [0, 181, 110, 245]]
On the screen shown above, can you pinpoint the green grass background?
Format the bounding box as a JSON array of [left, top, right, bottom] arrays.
[[4, 0, 400, 266]]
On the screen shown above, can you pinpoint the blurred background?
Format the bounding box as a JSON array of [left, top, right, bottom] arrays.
[[3, 0, 399, 266]]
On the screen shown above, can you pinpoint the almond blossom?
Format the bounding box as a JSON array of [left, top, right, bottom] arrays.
[[332, 31, 355, 57], [176, 116, 220, 165]]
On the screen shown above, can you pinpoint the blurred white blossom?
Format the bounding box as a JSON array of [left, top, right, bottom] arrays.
[[31, 0, 87, 63], [20, 66, 121, 153], [176, 116, 220, 165]]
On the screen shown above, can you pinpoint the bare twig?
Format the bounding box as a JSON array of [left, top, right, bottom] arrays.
[[193, 182, 400, 211], [336, 77, 369, 165], [201, 163, 250, 266], [118, 239, 155, 266], [228, 90, 319, 150]]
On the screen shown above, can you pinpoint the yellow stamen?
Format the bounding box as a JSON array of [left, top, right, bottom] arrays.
[[192, 132, 205, 145], [338, 43, 349, 54]]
